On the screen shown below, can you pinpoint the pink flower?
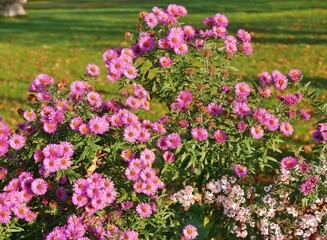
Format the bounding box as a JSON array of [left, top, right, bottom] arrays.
[[237, 29, 251, 42], [283, 94, 299, 106], [259, 71, 272, 85], [89, 116, 109, 134], [288, 69, 302, 82], [225, 42, 237, 55], [140, 148, 155, 164], [280, 156, 297, 170], [191, 127, 208, 141], [123, 125, 140, 143], [299, 109, 311, 120], [59, 141, 74, 158], [136, 203, 153, 218], [163, 151, 175, 163], [264, 116, 279, 131], [203, 16, 215, 27], [167, 132, 182, 148], [86, 64, 100, 77], [273, 71, 288, 90], [183, 25, 196, 39], [233, 102, 251, 117], [70, 81, 87, 95], [213, 13, 228, 27], [23, 110, 37, 122], [174, 43, 188, 55], [207, 102, 223, 115], [123, 65, 138, 79], [72, 193, 88, 207], [103, 49, 118, 63], [109, 57, 126, 75], [0, 208, 11, 224], [214, 129, 227, 143], [87, 91, 102, 107], [158, 38, 170, 49], [157, 136, 171, 150], [237, 121, 247, 132], [177, 90, 193, 106], [144, 13, 158, 28], [280, 122, 293, 136], [243, 42, 253, 55], [194, 39, 205, 50], [31, 178, 48, 195], [235, 82, 251, 97], [183, 224, 198, 240], [251, 126, 264, 139], [234, 164, 248, 178], [43, 122, 58, 134], [139, 36, 155, 52], [56, 187, 67, 201], [167, 33, 184, 48], [9, 134, 25, 150], [159, 56, 173, 67], [70, 116, 84, 131]]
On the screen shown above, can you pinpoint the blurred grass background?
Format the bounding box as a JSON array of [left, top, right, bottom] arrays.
[[0, 0, 326, 128]]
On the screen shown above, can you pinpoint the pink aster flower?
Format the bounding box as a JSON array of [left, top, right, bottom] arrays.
[[259, 86, 273, 98], [23, 110, 37, 122], [124, 65, 138, 79], [103, 49, 118, 63], [251, 126, 264, 139], [72, 193, 88, 207], [234, 164, 248, 178], [123, 125, 140, 143], [264, 116, 279, 131], [288, 69, 302, 82], [125, 166, 140, 181], [237, 121, 247, 132], [163, 151, 175, 163], [157, 136, 171, 150], [233, 102, 251, 117], [9, 134, 25, 150], [207, 102, 223, 115], [237, 29, 251, 42], [280, 122, 293, 136], [203, 16, 215, 27], [109, 57, 126, 75], [281, 156, 297, 170], [120, 230, 139, 240], [0, 208, 11, 224], [174, 43, 188, 55], [259, 71, 272, 85], [159, 56, 173, 68], [136, 203, 153, 218], [86, 64, 100, 77], [31, 178, 48, 195], [191, 127, 209, 141], [37, 91, 52, 103], [225, 42, 237, 55], [57, 157, 72, 170], [107, 70, 121, 82], [137, 127, 151, 143], [167, 32, 184, 48], [43, 122, 58, 134], [89, 116, 109, 134], [213, 129, 227, 143], [70, 116, 84, 131], [177, 90, 193, 106], [183, 25, 196, 39], [59, 141, 74, 158], [158, 38, 170, 49], [283, 93, 299, 106], [235, 82, 251, 97], [70, 81, 87, 95], [213, 13, 228, 27], [212, 26, 226, 37], [139, 36, 155, 52], [167, 132, 182, 148], [79, 123, 90, 135], [183, 224, 198, 240], [194, 39, 205, 50], [243, 42, 253, 55], [87, 91, 102, 107], [273, 72, 288, 90], [0, 135, 9, 157], [144, 12, 158, 28]]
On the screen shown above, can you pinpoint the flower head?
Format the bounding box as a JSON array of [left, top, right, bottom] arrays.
[[281, 156, 297, 170]]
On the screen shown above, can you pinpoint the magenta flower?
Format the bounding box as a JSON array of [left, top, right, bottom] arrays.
[[212, 26, 226, 37], [259, 71, 272, 85], [9, 134, 25, 150], [89, 116, 109, 134], [281, 156, 297, 170], [0, 208, 11, 224], [234, 164, 248, 178], [163, 151, 175, 163], [264, 116, 279, 131], [194, 39, 205, 50], [70, 81, 87, 95], [213, 13, 228, 27], [86, 63, 100, 77], [124, 65, 138, 79], [299, 109, 311, 120], [144, 12, 158, 28], [237, 29, 251, 42], [288, 69, 301, 82], [213, 129, 227, 143], [157, 136, 171, 150], [183, 224, 198, 240], [72, 193, 88, 207], [235, 82, 251, 97], [140, 148, 155, 163], [87, 91, 102, 107], [139, 36, 155, 52], [191, 127, 209, 141], [251, 126, 264, 139], [31, 178, 48, 195], [177, 90, 193, 106], [23, 110, 37, 122], [280, 122, 293, 136], [167, 132, 182, 148], [109, 57, 126, 75], [136, 203, 153, 218], [237, 121, 247, 132], [174, 43, 188, 55], [283, 94, 299, 106], [124, 125, 140, 143], [233, 102, 251, 117], [243, 42, 253, 55], [273, 72, 288, 90], [159, 56, 173, 68], [103, 49, 118, 63], [183, 25, 196, 39], [207, 102, 223, 115], [70, 116, 84, 131], [56, 187, 67, 201]]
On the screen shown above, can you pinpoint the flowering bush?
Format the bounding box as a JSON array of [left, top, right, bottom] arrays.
[[0, 4, 327, 239]]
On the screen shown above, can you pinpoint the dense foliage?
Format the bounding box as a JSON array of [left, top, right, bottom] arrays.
[[0, 4, 326, 239]]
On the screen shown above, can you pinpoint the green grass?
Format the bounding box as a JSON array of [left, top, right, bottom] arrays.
[[0, 0, 326, 126]]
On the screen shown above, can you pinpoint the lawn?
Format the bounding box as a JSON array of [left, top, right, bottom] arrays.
[[0, 0, 326, 126]]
